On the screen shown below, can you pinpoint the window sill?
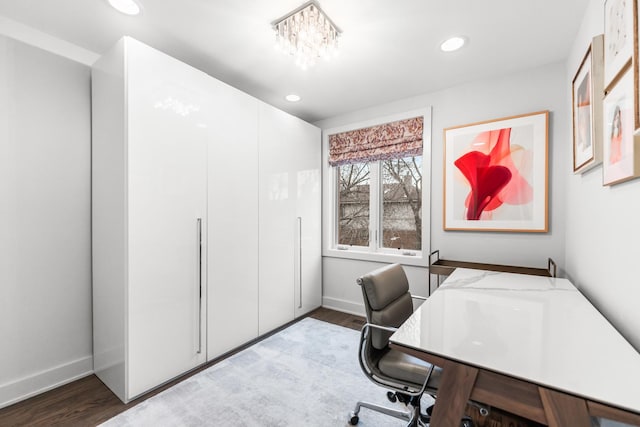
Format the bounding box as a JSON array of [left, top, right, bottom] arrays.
[[323, 247, 428, 267]]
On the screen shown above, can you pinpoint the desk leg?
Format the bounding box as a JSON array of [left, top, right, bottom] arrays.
[[539, 387, 591, 427], [430, 361, 479, 427]]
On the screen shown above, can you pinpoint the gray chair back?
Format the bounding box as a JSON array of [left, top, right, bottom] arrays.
[[357, 263, 414, 349]]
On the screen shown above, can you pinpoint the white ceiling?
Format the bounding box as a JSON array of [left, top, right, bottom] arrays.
[[0, 0, 589, 122]]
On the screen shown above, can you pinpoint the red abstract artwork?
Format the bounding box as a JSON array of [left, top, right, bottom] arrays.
[[444, 111, 547, 232], [454, 128, 533, 220]]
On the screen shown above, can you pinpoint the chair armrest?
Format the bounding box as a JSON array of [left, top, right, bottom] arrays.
[[359, 323, 436, 397], [362, 323, 399, 334], [358, 323, 398, 378]]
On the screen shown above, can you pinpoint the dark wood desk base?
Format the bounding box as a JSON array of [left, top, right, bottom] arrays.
[[391, 343, 640, 427]]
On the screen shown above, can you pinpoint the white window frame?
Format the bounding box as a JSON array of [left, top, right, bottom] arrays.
[[322, 108, 431, 267]]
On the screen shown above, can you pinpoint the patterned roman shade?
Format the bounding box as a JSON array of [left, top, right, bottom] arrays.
[[328, 116, 423, 166]]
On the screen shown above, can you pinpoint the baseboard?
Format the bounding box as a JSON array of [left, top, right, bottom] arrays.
[[322, 296, 366, 317], [0, 356, 94, 409]]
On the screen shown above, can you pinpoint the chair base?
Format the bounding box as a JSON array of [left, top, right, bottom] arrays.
[[348, 399, 428, 427], [348, 400, 476, 427]]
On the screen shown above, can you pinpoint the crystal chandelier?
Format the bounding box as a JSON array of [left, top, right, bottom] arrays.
[[273, 1, 341, 70]]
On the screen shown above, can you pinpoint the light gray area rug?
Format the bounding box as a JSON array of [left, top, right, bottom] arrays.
[[101, 317, 434, 426]]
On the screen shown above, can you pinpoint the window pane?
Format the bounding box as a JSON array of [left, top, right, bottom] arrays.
[[337, 163, 370, 246], [381, 156, 422, 250]]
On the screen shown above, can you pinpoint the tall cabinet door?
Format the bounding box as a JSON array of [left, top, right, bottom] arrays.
[[207, 79, 259, 359], [293, 122, 322, 318], [258, 102, 322, 334], [126, 39, 208, 398], [258, 103, 296, 334]]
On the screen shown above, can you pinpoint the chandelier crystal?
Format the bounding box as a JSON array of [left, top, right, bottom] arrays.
[[273, 1, 341, 70]]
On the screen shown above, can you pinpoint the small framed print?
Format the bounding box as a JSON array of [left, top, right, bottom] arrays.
[[602, 66, 640, 185], [604, 0, 634, 90], [573, 35, 604, 173], [443, 111, 548, 232]]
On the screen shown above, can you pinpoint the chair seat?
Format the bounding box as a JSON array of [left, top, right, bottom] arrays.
[[378, 349, 442, 389]]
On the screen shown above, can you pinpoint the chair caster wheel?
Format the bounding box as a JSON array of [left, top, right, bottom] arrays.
[[460, 416, 474, 427], [387, 391, 397, 403], [348, 412, 359, 425]]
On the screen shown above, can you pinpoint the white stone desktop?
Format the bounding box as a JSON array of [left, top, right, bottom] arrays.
[[390, 268, 640, 414]]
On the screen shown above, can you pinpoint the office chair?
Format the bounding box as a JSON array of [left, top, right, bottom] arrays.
[[349, 263, 476, 427]]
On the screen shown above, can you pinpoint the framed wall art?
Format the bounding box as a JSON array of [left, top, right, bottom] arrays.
[[604, 0, 633, 90], [443, 111, 548, 232], [573, 35, 604, 173], [602, 66, 640, 185]]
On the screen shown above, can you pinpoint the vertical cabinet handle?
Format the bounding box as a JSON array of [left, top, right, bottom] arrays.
[[197, 217, 202, 354], [297, 217, 302, 310]]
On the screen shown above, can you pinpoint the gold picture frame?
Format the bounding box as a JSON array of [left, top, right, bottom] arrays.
[[443, 111, 549, 232], [573, 35, 604, 173]]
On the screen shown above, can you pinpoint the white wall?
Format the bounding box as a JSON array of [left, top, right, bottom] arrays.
[[322, 257, 433, 315], [316, 61, 569, 316], [565, 0, 640, 351], [0, 35, 92, 408]]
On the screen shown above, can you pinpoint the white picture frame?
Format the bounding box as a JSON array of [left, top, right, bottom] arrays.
[[603, 67, 640, 185], [604, 0, 634, 90]]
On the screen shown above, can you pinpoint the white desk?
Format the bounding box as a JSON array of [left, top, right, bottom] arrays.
[[390, 268, 640, 426]]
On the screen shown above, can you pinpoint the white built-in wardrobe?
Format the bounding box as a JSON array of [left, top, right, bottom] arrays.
[[92, 37, 321, 403]]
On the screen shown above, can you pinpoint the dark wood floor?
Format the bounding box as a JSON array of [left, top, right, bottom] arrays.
[[0, 308, 365, 427]]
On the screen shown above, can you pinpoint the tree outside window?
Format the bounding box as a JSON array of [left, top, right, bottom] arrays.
[[337, 162, 370, 246], [381, 156, 422, 250]]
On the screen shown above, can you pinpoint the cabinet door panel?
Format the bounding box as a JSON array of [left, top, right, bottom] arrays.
[[126, 40, 208, 398], [258, 103, 296, 334], [258, 103, 321, 330], [293, 122, 322, 318], [207, 80, 259, 359]]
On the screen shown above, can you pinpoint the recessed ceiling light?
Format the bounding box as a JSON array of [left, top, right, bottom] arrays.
[[285, 94, 301, 102], [440, 36, 466, 52], [108, 0, 141, 16]]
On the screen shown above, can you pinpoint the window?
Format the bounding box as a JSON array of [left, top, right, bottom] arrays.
[[324, 109, 430, 264], [381, 156, 422, 251], [337, 162, 370, 246], [335, 156, 423, 253]]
